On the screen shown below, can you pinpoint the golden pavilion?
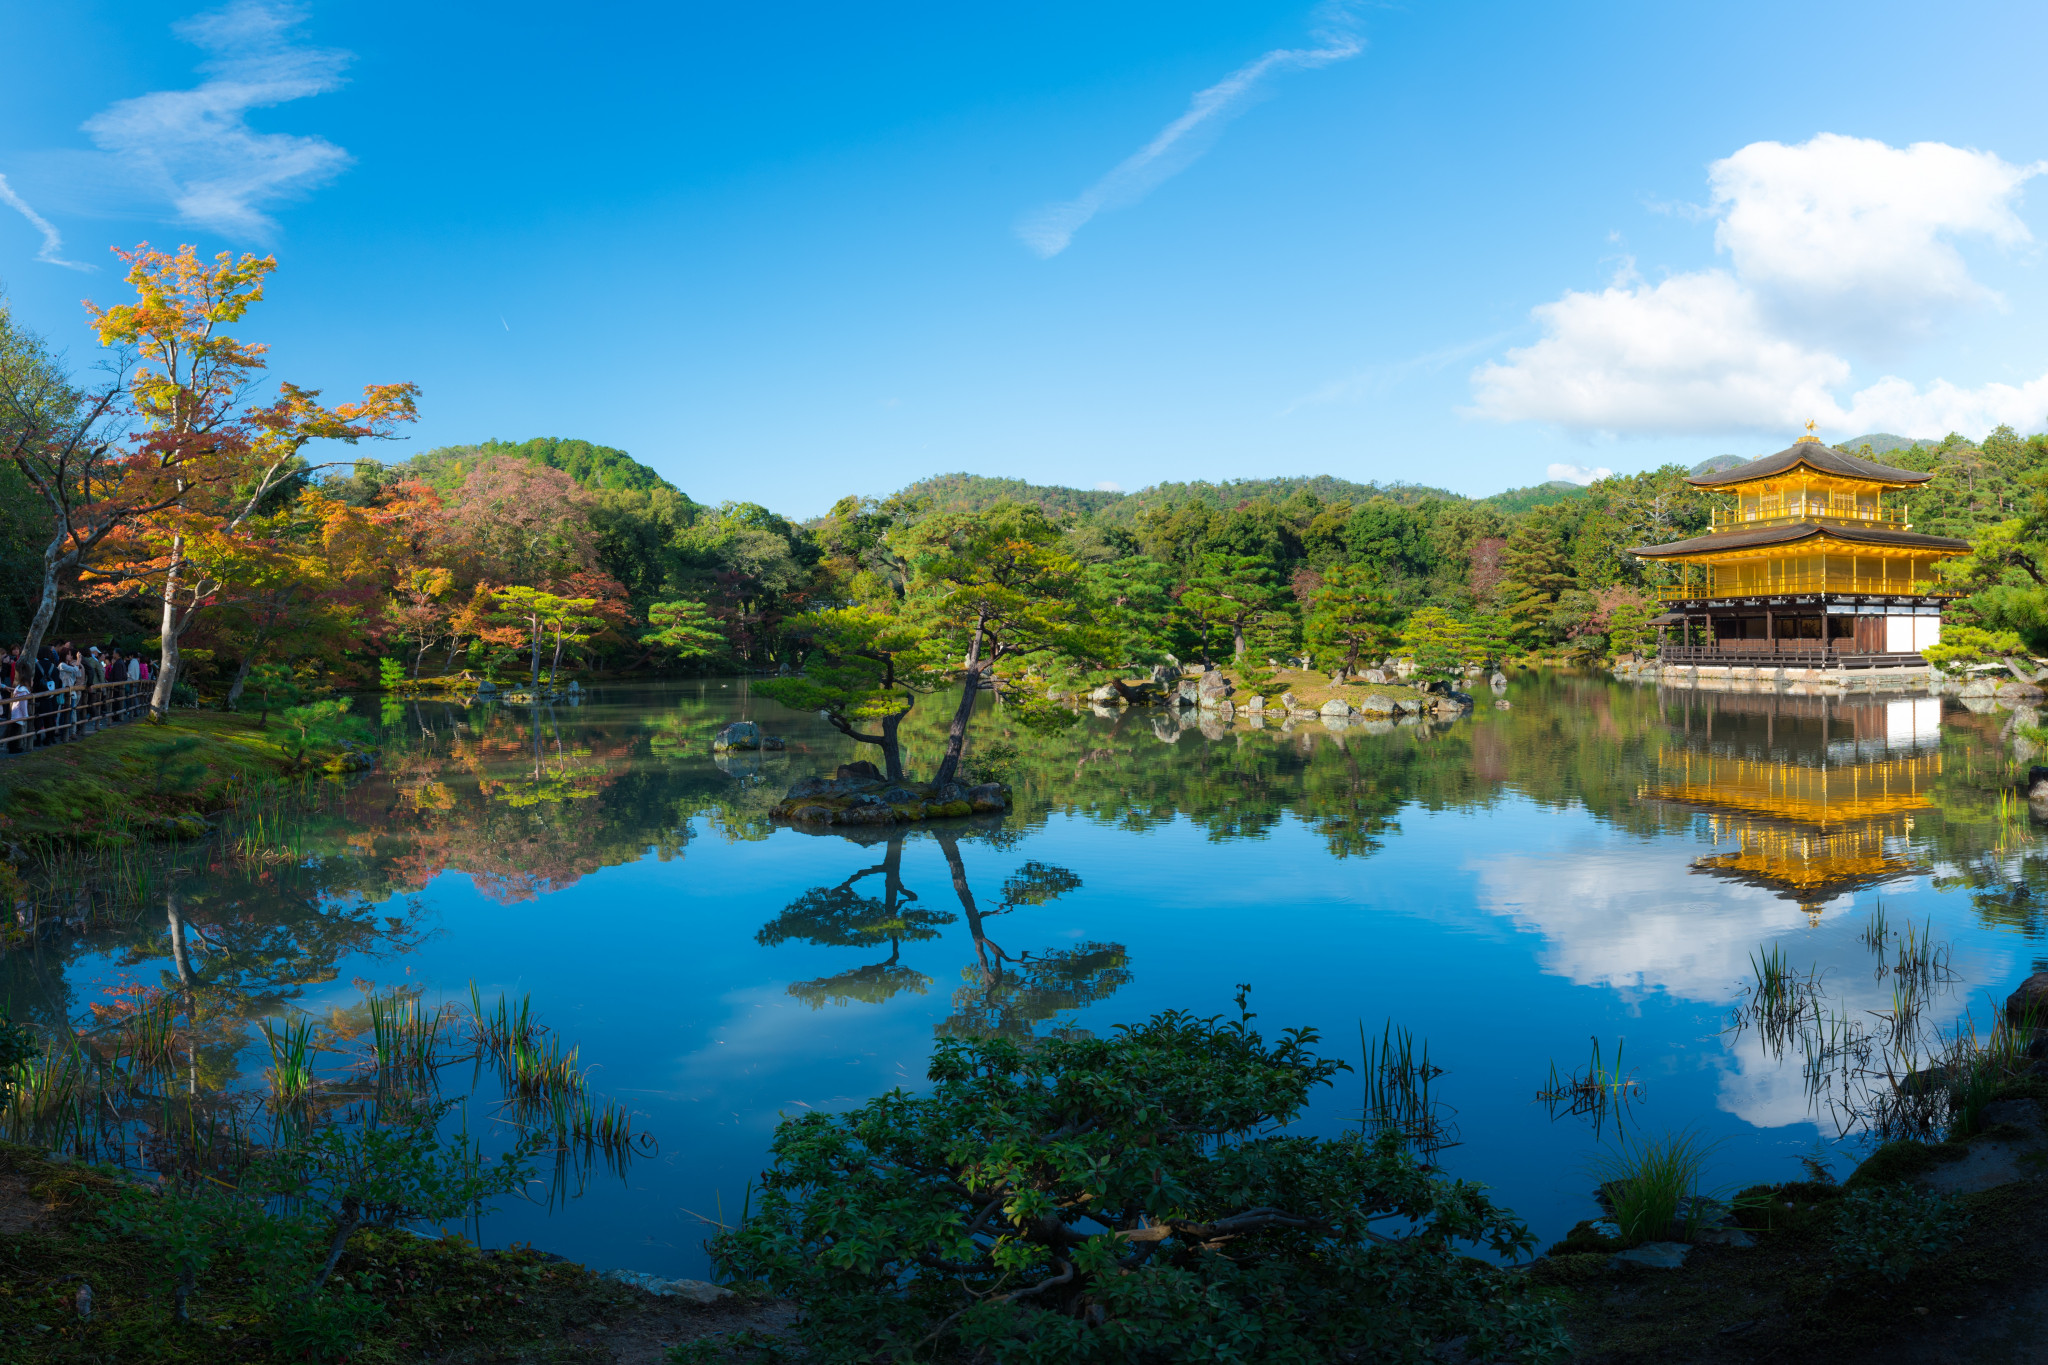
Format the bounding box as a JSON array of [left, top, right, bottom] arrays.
[[1642, 688, 1939, 916], [1630, 426, 1970, 667]]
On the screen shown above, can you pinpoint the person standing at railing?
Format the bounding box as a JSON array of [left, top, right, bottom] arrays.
[[56, 648, 82, 741], [5, 680, 24, 754], [84, 647, 105, 730], [29, 646, 58, 748], [124, 650, 147, 721]]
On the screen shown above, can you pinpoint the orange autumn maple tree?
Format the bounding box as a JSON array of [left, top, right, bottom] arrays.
[[82, 245, 418, 715]]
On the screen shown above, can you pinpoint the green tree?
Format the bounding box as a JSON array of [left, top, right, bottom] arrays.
[[1498, 511, 1578, 648], [1182, 552, 1287, 662], [902, 503, 1103, 789], [703, 1008, 1564, 1365], [487, 586, 599, 690], [641, 598, 725, 666], [1467, 611, 1514, 667], [1400, 608, 1472, 685], [1083, 555, 1180, 666], [1604, 593, 1654, 661], [1304, 564, 1401, 672], [754, 608, 946, 782]]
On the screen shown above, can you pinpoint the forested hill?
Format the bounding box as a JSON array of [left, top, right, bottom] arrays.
[[394, 437, 683, 496], [890, 472, 1465, 523], [892, 473, 1126, 520], [1094, 476, 1461, 524], [886, 434, 1969, 530]]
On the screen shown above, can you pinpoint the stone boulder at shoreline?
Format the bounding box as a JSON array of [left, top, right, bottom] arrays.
[[2008, 971, 2048, 1023]]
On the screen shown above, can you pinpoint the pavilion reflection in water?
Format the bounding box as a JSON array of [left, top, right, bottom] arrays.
[[1643, 688, 1944, 917]]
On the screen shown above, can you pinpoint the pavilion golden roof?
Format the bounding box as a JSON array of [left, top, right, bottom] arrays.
[[1687, 438, 1933, 490]]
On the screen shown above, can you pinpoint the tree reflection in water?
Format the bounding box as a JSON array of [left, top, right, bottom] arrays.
[[758, 831, 955, 1007], [760, 824, 1131, 1042]]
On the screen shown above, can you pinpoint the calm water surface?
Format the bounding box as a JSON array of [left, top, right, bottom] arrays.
[[18, 674, 2046, 1277]]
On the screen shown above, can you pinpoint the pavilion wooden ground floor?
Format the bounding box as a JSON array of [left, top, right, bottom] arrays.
[[1650, 591, 1947, 670]]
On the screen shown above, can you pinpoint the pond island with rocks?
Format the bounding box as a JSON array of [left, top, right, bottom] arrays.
[[1061, 661, 1502, 725]]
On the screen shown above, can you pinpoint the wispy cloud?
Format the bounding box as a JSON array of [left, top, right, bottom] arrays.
[[0, 173, 90, 270], [1547, 463, 1613, 485], [81, 0, 352, 240], [1016, 4, 1364, 258], [1283, 329, 1515, 415]]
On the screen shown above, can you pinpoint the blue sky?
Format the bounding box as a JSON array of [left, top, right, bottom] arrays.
[[3, 0, 2047, 515]]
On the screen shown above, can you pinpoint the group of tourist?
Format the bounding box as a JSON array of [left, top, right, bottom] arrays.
[[0, 643, 152, 753]]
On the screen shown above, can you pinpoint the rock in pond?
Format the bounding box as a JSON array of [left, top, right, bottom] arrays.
[[2000, 680, 2047, 703], [599, 1269, 732, 1304], [966, 783, 1008, 813], [1610, 1242, 1690, 1270], [1356, 693, 1395, 716], [711, 721, 761, 751], [1961, 677, 1999, 698], [836, 760, 885, 785], [1319, 698, 1352, 718], [2008, 971, 2048, 1022]]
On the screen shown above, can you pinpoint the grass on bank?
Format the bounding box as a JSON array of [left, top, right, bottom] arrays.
[[0, 708, 369, 849], [0, 1141, 642, 1364], [1539, 1083, 2048, 1364]]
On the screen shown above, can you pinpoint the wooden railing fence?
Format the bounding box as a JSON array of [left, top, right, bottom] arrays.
[[1, 679, 151, 755]]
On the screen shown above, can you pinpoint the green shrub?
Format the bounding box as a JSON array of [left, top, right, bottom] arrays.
[[93, 1099, 536, 1356], [0, 1009, 37, 1102], [966, 739, 1020, 789], [1830, 1184, 1968, 1283], [705, 1009, 1568, 1364]]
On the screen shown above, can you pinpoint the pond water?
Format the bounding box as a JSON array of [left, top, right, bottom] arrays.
[[9, 673, 2045, 1279]]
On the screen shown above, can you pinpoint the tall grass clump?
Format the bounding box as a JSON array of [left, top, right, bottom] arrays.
[[368, 993, 445, 1085], [1359, 1020, 1455, 1159], [1591, 1129, 1720, 1246], [261, 1016, 320, 1104], [1859, 899, 1890, 953], [110, 993, 182, 1074], [1538, 1036, 1642, 1138]]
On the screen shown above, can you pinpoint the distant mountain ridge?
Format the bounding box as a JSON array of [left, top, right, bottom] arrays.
[[1693, 434, 1942, 477], [884, 470, 1600, 523]]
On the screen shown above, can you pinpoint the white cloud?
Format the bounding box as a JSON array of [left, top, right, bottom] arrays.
[[81, 0, 352, 239], [1016, 4, 1363, 258], [1473, 267, 1849, 433], [1472, 134, 2048, 439], [1094, 481, 1123, 492], [0, 173, 90, 270], [1547, 463, 1612, 485], [1835, 371, 2048, 438], [1709, 135, 2042, 341]]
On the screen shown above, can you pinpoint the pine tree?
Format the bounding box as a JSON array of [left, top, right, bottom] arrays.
[[1498, 513, 1576, 647]]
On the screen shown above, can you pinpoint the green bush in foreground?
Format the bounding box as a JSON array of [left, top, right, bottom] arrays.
[[704, 1009, 1568, 1364], [1830, 1184, 1968, 1284], [92, 1099, 537, 1360]]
